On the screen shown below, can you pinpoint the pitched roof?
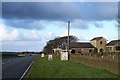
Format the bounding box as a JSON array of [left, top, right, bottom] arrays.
[[70, 42, 95, 48], [90, 37, 103, 41], [107, 40, 120, 46], [61, 42, 94, 49]]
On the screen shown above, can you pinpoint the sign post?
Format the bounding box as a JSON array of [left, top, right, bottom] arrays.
[[48, 54, 53, 61], [41, 53, 44, 57], [61, 50, 68, 60]]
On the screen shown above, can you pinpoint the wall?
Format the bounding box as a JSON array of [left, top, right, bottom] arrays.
[[107, 45, 120, 53], [72, 48, 94, 54], [70, 54, 119, 75], [90, 40, 97, 47], [90, 38, 107, 53], [97, 38, 107, 52]]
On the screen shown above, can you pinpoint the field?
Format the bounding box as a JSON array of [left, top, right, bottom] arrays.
[[2, 54, 19, 59], [27, 55, 118, 79]]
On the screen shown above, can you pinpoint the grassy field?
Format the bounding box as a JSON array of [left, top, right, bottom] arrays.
[[2, 54, 19, 59], [27, 56, 118, 79]]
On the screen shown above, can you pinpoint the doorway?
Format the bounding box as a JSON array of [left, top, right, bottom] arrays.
[[100, 49, 103, 52]]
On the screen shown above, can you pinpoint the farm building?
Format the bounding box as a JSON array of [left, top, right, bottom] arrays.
[[90, 37, 107, 53], [53, 42, 95, 54], [53, 48, 62, 55], [107, 40, 120, 52], [69, 42, 95, 54], [53, 36, 120, 54], [59, 42, 95, 54]]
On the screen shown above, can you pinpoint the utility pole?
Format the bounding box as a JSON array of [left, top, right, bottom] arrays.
[[67, 20, 70, 60]]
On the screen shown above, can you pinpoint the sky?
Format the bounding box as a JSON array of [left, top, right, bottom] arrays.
[[0, 2, 119, 52]]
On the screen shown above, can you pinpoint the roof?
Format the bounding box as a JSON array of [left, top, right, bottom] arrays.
[[70, 42, 94, 48], [90, 37, 104, 41], [61, 42, 94, 49], [107, 40, 120, 46]]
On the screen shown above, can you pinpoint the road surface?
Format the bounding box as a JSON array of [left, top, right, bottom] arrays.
[[2, 55, 37, 80]]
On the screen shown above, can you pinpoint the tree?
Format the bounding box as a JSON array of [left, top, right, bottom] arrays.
[[43, 35, 79, 54]]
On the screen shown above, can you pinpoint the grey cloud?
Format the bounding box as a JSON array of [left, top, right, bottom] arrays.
[[94, 23, 102, 28], [2, 2, 117, 21], [2, 2, 118, 30], [93, 21, 103, 28], [71, 20, 89, 29], [4, 19, 45, 30]]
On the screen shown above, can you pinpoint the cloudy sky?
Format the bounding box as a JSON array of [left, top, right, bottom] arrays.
[[0, 2, 119, 52]]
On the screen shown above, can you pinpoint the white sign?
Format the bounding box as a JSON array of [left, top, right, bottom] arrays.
[[48, 54, 53, 61], [61, 50, 68, 60], [41, 53, 44, 57]]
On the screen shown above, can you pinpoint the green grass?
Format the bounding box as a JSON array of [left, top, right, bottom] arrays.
[[28, 56, 118, 78], [2, 54, 19, 59]]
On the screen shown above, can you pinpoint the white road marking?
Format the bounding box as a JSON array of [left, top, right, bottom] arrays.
[[2, 60, 12, 65], [8, 61, 11, 62], [19, 59, 35, 80]]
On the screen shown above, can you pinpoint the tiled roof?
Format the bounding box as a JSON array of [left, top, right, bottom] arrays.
[[90, 37, 103, 41], [61, 42, 94, 49], [107, 40, 120, 46]]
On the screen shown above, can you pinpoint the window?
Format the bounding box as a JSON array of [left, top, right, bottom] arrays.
[[71, 49, 75, 53], [89, 50, 92, 53], [116, 46, 120, 50], [100, 41, 102, 44], [109, 47, 112, 50], [100, 49, 103, 52]]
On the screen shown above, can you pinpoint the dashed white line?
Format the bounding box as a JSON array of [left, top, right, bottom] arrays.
[[2, 60, 12, 64]]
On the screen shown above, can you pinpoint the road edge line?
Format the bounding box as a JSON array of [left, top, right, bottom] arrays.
[[19, 59, 35, 80]]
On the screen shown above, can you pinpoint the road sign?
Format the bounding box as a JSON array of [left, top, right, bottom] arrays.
[[48, 54, 53, 61], [61, 50, 68, 60]]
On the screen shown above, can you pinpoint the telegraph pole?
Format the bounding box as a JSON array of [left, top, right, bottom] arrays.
[[67, 20, 70, 60]]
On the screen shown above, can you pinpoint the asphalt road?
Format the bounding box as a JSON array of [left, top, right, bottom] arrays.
[[2, 55, 37, 80]]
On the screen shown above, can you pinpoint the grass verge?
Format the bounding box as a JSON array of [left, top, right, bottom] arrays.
[[27, 56, 118, 79]]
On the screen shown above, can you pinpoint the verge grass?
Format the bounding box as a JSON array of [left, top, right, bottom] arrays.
[[28, 56, 118, 78]]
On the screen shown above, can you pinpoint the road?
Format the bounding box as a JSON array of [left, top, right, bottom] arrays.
[[2, 55, 37, 80]]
